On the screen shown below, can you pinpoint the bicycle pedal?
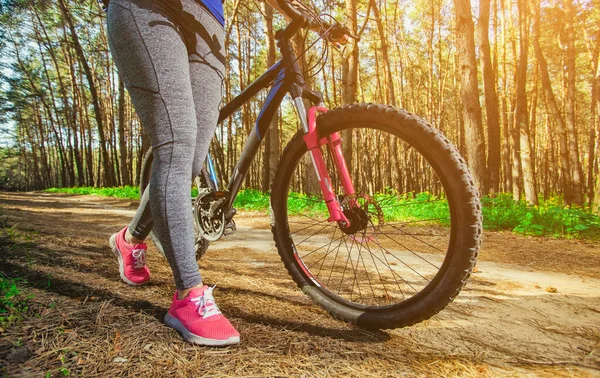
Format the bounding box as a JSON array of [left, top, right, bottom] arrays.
[[223, 219, 236, 236]]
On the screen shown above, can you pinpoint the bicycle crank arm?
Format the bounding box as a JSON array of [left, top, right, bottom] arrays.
[[223, 219, 236, 236]]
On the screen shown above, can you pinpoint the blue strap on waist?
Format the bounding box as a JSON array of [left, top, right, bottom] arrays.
[[99, 0, 224, 26]]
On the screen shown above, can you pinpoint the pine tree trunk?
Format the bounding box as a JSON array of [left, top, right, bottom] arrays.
[[478, 0, 501, 194], [564, 0, 584, 205], [593, 47, 600, 213], [588, 46, 598, 206], [531, 0, 572, 203], [452, 0, 487, 194], [58, 0, 115, 187], [62, 26, 86, 185], [500, 0, 512, 193], [117, 77, 129, 186], [32, 10, 78, 186], [341, 0, 359, 172], [516, 0, 537, 204], [261, 3, 279, 192]]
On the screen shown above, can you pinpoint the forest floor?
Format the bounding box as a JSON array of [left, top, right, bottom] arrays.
[[0, 192, 599, 377]]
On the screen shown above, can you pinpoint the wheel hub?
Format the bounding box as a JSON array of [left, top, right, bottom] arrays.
[[340, 207, 369, 234]]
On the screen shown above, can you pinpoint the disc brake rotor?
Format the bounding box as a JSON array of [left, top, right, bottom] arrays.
[[338, 194, 385, 233]]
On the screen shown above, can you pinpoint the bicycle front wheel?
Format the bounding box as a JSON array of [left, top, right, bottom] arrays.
[[270, 104, 482, 329]]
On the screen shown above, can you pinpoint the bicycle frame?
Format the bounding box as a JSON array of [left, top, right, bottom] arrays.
[[207, 25, 354, 226], [211, 61, 288, 212], [205, 61, 289, 191]]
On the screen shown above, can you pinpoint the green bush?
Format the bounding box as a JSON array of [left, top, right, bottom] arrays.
[[373, 191, 450, 225], [482, 193, 600, 239], [234, 189, 271, 211]]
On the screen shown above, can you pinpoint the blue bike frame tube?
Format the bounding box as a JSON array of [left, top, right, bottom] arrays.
[[211, 34, 313, 215], [223, 63, 292, 210], [206, 153, 219, 188], [218, 61, 283, 124]]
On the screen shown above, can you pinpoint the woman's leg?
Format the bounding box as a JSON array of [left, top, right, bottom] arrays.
[[160, 4, 238, 346], [107, 0, 202, 290], [182, 4, 226, 178], [127, 189, 152, 243], [108, 0, 239, 346], [123, 2, 226, 246]]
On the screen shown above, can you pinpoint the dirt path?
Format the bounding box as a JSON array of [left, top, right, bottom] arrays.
[[1, 192, 599, 377]]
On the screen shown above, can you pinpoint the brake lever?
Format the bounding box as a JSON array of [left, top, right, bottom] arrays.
[[325, 24, 360, 45], [347, 33, 360, 41], [329, 21, 360, 41], [339, 25, 360, 41]]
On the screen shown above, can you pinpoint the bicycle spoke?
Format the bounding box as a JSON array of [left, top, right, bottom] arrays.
[[298, 233, 344, 260], [358, 235, 420, 294], [279, 123, 465, 309], [326, 236, 344, 287], [291, 220, 333, 226], [384, 224, 447, 254], [368, 234, 435, 281], [377, 227, 442, 268], [316, 227, 338, 277], [340, 234, 363, 301], [382, 218, 447, 226], [365, 221, 419, 300], [354, 227, 378, 301], [306, 230, 339, 270], [362, 232, 393, 304], [374, 231, 448, 237], [366, 226, 405, 301], [337, 235, 352, 295], [291, 221, 336, 237], [294, 223, 336, 246]]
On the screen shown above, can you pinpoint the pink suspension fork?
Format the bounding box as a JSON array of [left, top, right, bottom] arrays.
[[304, 106, 357, 225]]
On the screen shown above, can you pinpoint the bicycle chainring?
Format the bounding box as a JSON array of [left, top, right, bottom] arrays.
[[194, 190, 227, 242]]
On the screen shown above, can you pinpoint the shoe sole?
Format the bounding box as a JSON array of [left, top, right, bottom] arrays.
[[164, 313, 240, 346], [109, 233, 143, 286]]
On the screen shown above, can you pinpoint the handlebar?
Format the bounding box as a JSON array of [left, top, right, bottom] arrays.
[[274, 0, 359, 42], [276, 0, 306, 23]]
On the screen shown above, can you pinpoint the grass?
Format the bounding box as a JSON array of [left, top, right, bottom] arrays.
[[0, 272, 32, 325], [44, 187, 600, 240], [0, 225, 34, 325], [45, 186, 141, 199]]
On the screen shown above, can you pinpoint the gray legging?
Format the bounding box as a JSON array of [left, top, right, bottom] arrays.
[[107, 0, 224, 290]]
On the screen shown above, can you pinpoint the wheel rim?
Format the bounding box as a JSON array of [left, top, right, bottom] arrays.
[[283, 125, 456, 310]]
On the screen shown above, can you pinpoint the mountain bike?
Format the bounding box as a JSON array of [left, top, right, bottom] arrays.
[[139, 0, 482, 330]]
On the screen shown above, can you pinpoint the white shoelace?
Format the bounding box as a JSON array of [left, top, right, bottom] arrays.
[[190, 286, 222, 319], [131, 248, 147, 269]]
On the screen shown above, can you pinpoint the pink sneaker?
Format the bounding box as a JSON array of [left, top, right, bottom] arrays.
[[164, 286, 240, 346], [109, 227, 150, 285]]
